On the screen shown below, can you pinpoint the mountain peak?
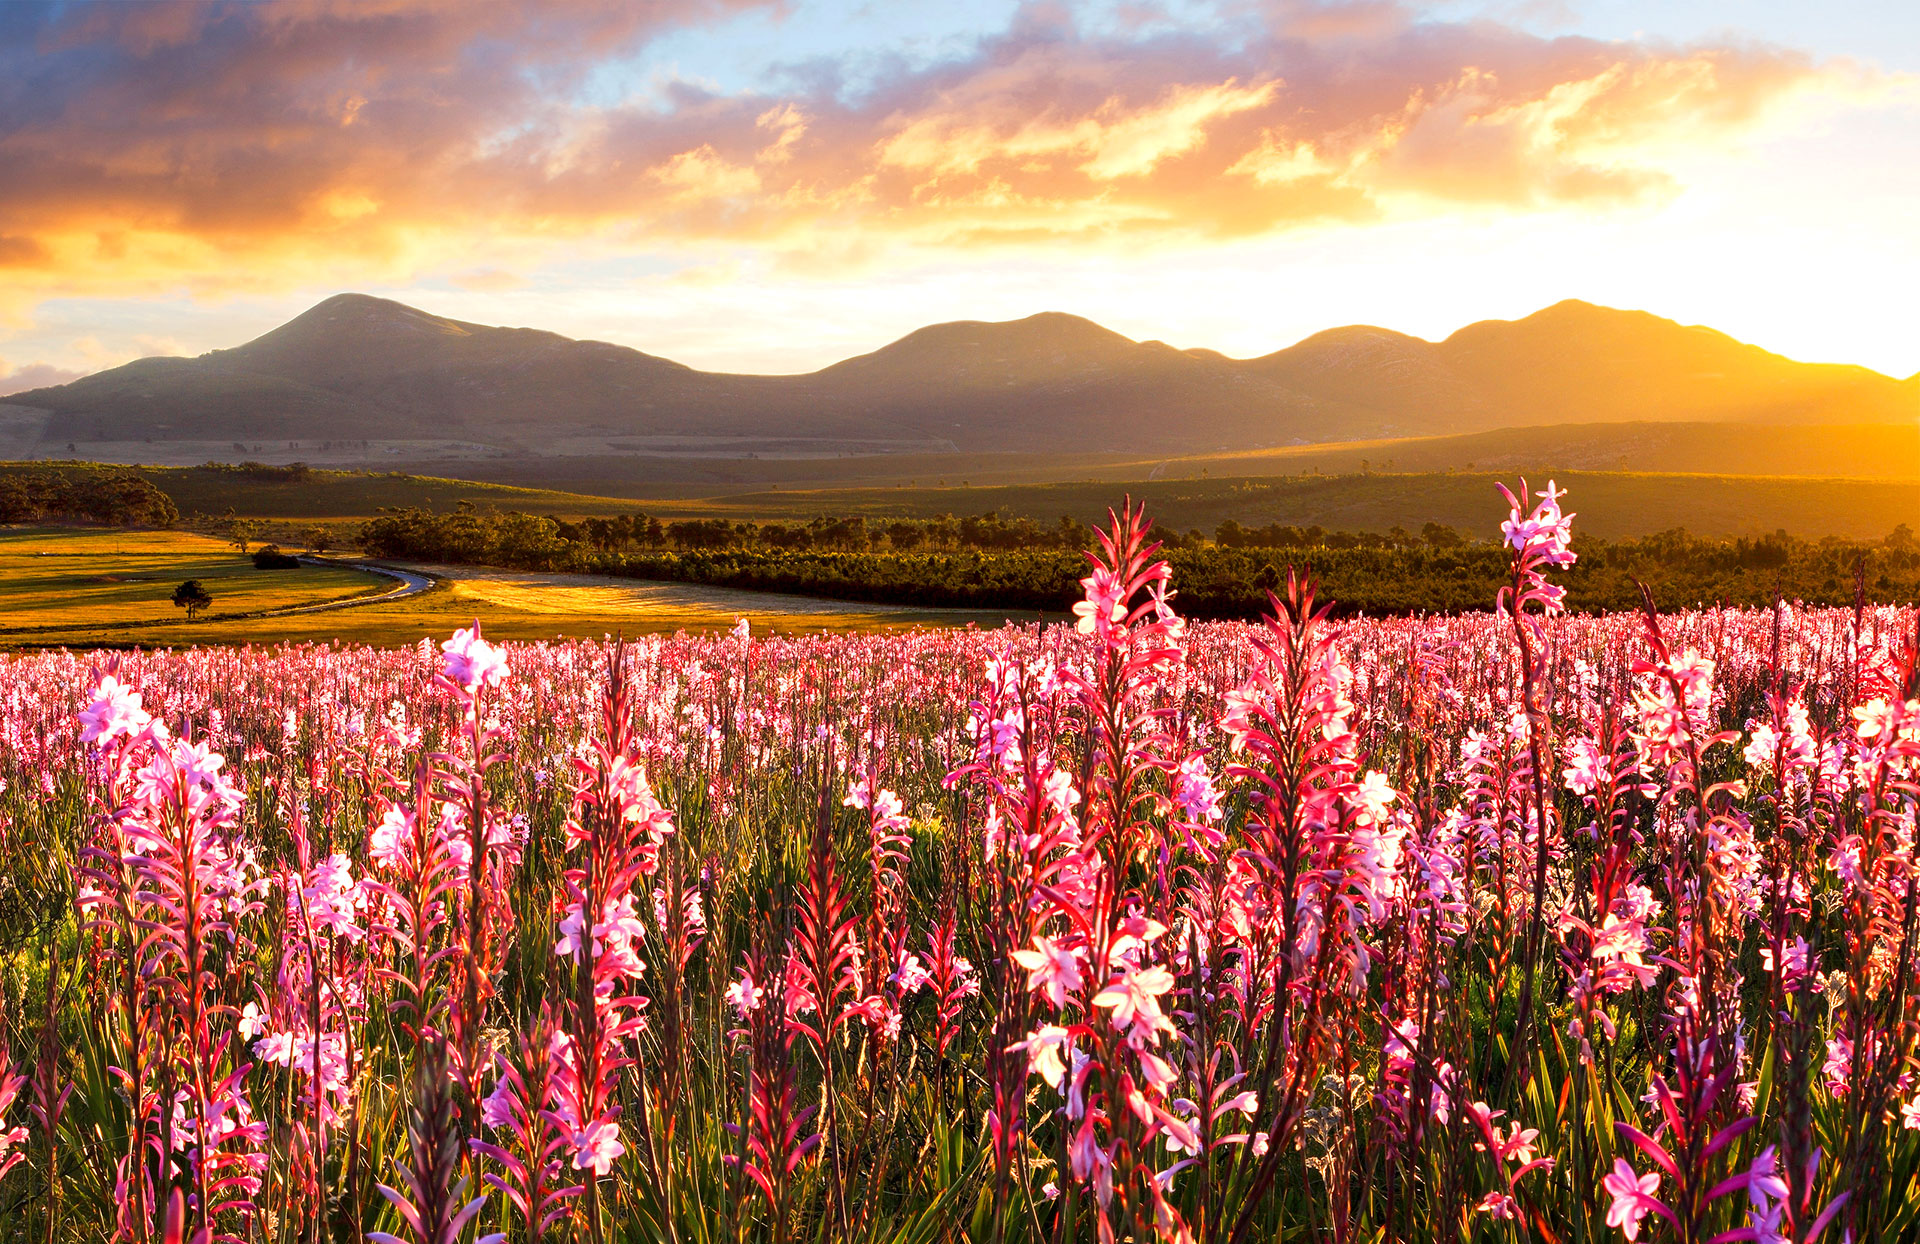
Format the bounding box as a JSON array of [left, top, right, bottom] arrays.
[[817, 310, 1156, 386], [271, 292, 475, 339], [886, 311, 1135, 352]]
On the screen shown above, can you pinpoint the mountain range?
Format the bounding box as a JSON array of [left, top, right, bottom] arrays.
[[2, 294, 1914, 474]]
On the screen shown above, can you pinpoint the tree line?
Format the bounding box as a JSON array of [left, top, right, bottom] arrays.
[[356, 504, 1920, 616], [0, 467, 179, 527]]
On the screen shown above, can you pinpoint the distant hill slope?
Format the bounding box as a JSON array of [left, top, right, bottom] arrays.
[[9, 294, 1915, 463]]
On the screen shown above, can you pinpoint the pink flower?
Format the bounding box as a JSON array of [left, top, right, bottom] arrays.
[[1351, 770, 1397, 824], [1073, 566, 1128, 638], [1012, 935, 1085, 1009], [1746, 1146, 1788, 1210], [573, 1120, 625, 1176], [481, 1074, 516, 1130], [1853, 697, 1899, 744], [1760, 936, 1809, 988], [78, 674, 150, 746], [1011, 1025, 1072, 1090], [440, 625, 509, 694], [1477, 1193, 1517, 1219], [1602, 1159, 1660, 1240], [1563, 735, 1611, 795], [1171, 755, 1223, 823], [1092, 964, 1176, 1042], [253, 1031, 298, 1065], [889, 953, 931, 996], [1500, 479, 1576, 567], [726, 969, 765, 1018], [367, 807, 411, 868], [1591, 914, 1658, 992]]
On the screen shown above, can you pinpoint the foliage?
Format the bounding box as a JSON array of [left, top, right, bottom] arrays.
[[0, 467, 178, 528], [251, 545, 303, 570], [358, 503, 1920, 616]]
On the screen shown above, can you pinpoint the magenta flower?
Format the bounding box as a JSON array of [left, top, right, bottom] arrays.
[[572, 1120, 625, 1177], [1073, 565, 1129, 638], [1010, 1025, 1073, 1090], [78, 673, 151, 746], [726, 969, 766, 1018], [1499, 478, 1576, 567], [439, 624, 509, 695], [1602, 1159, 1661, 1240], [1091, 964, 1176, 1042], [1011, 934, 1086, 1009]]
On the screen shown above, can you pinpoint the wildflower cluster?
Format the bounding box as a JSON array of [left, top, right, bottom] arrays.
[[0, 483, 1910, 1241]]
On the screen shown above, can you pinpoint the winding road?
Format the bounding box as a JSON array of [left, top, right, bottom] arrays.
[[281, 556, 436, 616]]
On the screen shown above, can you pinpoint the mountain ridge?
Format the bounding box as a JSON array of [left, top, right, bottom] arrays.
[[8, 294, 1915, 466]]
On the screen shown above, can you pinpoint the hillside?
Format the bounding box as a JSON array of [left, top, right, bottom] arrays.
[[4, 295, 1914, 477], [17, 459, 1920, 545]]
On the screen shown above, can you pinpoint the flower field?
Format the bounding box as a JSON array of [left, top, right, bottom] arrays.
[[0, 484, 1914, 1243]]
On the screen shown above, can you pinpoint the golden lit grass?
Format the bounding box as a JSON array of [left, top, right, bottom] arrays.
[[2, 549, 1030, 649], [0, 526, 389, 636], [415, 563, 971, 619]]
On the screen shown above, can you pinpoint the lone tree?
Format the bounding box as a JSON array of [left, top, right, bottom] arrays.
[[223, 508, 260, 555], [172, 579, 213, 621]]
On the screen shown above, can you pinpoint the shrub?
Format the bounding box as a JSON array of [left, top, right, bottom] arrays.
[[251, 545, 302, 569]]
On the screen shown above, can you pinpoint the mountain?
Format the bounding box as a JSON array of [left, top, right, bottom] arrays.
[[4, 294, 1913, 472], [1245, 301, 1915, 431]]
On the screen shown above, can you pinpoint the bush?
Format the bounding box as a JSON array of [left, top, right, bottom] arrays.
[[252, 545, 302, 569]]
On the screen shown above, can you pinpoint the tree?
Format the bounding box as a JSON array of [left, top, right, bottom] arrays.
[[224, 509, 260, 555], [305, 526, 331, 555], [172, 579, 213, 621]]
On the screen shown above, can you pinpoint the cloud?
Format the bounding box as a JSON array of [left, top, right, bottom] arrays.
[[0, 360, 89, 396], [0, 0, 1864, 302], [450, 268, 530, 292]]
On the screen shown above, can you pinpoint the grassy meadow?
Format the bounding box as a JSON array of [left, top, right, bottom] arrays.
[[0, 527, 389, 635], [0, 526, 1025, 649]]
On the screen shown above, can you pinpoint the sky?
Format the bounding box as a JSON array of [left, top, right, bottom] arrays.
[[0, 0, 1916, 392]]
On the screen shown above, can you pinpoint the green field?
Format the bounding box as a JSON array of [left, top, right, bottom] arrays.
[[0, 527, 390, 636]]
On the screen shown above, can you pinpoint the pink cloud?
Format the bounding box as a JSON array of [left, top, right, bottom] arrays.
[[0, 0, 1840, 298], [0, 361, 90, 397]]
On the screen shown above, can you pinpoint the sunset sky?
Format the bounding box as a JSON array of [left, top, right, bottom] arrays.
[[0, 0, 1915, 393]]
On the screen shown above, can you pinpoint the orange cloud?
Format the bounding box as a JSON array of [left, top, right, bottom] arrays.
[[450, 268, 530, 292], [0, 0, 1859, 303]]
